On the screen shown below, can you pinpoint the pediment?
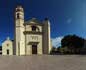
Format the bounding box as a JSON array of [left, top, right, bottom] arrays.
[[24, 18, 42, 25]]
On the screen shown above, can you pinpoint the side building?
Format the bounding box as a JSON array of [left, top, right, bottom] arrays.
[[2, 37, 13, 55]]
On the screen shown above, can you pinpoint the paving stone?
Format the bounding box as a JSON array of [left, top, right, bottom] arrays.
[[0, 55, 86, 70]]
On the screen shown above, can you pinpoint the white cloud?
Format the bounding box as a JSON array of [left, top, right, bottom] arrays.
[[52, 36, 63, 47], [67, 18, 72, 24]]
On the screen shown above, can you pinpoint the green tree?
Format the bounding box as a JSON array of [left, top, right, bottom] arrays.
[[61, 35, 84, 54]]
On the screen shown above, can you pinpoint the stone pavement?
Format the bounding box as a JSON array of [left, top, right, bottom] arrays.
[[0, 55, 86, 70]]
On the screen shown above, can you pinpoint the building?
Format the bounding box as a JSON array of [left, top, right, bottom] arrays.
[[2, 37, 13, 55], [2, 5, 52, 55], [0, 46, 2, 55]]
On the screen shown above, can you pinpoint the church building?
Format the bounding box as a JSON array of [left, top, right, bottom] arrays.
[[2, 5, 52, 55]]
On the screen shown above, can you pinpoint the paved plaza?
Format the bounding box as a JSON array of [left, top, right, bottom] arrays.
[[0, 55, 86, 70]]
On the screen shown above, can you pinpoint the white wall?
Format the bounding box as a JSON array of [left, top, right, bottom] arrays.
[[2, 39, 13, 55]]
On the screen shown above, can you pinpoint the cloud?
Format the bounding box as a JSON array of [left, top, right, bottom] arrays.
[[52, 36, 63, 47], [67, 18, 72, 24]]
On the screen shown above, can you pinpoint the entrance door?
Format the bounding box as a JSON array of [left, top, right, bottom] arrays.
[[32, 45, 37, 54], [7, 49, 9, 55]]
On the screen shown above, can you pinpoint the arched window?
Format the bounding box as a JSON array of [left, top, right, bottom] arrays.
[[31, 26, 36, 31]]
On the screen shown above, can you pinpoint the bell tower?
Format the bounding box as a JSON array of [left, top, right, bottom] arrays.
[[15, 5, 24, 26], [14, 5, 25, 55]]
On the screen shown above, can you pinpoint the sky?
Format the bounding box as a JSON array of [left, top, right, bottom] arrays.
[[0, 0, 86, 47]]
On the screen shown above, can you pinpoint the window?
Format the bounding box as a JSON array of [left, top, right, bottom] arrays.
[[31, 26, 36, 31], [7, 44, 9, 46], [17, 13, 20, 19], [16, 9, 21, 12], [7, 49, 9, 55]]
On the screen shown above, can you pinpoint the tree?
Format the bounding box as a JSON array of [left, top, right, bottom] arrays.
[[61, 35, 85, 54], [50, 47, 57, 54]]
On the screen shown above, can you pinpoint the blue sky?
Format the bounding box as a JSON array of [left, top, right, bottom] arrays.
[[0, 0, 86, 47]]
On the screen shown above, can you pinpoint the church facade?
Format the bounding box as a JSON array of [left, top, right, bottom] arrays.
[[2, 5, 52, 55]]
